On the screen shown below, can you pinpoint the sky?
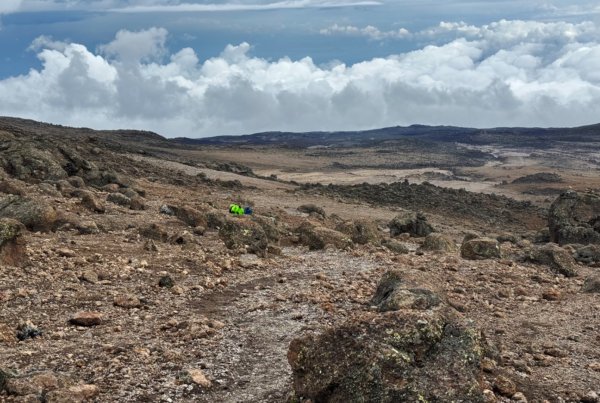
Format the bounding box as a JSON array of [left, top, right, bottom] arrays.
[[0, 1, 599, 137]]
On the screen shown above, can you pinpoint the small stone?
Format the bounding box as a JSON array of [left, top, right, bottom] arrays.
[[483, 389, 497, 403], [493, 375, 516, 397], [542, 288, 561, 301], [46, 384, 100, 402], [79, 270, 99, 284], [481, 358, 497, 373], [582, 391, 599, 403], [582, 275, 600, 293], [69, 312, 103, 327], [544, 346, 568, 358], [113, 294, 141, 309], [512, 392, 528, 402], [144, 239, 159, 252], [187, 369, 211, 388], [158, 275, 174, 288], [171, 285, 184, 295], [57, 248, 76, 258]]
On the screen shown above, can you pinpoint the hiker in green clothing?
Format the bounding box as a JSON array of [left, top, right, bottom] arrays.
[[229, 203, 253, 215]]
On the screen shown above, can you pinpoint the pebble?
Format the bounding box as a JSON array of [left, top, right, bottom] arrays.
[[114, 294, 142, 309], [79, 270, 99, 284], [493, 375, 517, 397], [69, 312, 103, 327], [542, 289, 561, 301], [187, 369, 212, 388]]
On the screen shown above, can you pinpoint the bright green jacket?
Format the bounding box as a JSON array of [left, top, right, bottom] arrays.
[[229, 204, 245, 215]]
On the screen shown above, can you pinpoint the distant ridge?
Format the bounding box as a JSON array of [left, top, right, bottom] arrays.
[[173, 123, 600, 148]]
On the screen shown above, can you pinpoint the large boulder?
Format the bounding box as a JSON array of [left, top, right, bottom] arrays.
[[0, 195, 57, 231], [1, 144, 67, 182], [389, 211, 434, 238], [288, 309, 483, 402], [336, 219, 380, 245], [420, 233, 457, 253], [219, 218, 268, 256], [548, 190, 600, 245], [521, 243, 578, 277], [0, 218, 28, 267], [461, 237, 501, 260], [296, 222, 353, 251]]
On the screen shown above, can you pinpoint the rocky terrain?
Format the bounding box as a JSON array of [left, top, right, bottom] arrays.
[[0, 117, 600, 402]]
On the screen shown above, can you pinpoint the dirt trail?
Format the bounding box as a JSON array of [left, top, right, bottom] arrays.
[[194, 248, 386, 402]]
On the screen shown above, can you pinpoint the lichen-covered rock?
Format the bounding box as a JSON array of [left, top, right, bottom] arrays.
[[288, 309, 483, 403], [0, 218, 27, 267], [382, 239, 409, 254], [106, 192, 131, 207], [461, 237, 501, 260], [1, 144, 68, 182], [371, 270, 442, 311], [548, 190, 600, 245], [420, 233, 457, 252], [0, 178, 27, 195], [521, 243, 578, 277], [389, 211, 434, 237], [0, 195, 57, 231], [582, 275, 600, 293], [336, 219, 380, 245], [252, 215, 281, 243], [219, 218, 268, 256], [296, 222, 353, 251], [575, 244, 600, 265]]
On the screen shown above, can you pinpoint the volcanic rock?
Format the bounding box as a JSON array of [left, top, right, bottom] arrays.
[[0, 218, 28, 267], [389, 211, 434, 237], [296, 221, 352, 251], [461, 237, 501, 260], [420, 233, 457, 252], [548, 190, 600, 245], [288, 308, 483, 402], [219, 217, 269, 256], [371, 270, 442, 311], [336, 219, 380, 245], [0, 195, 57, 231]]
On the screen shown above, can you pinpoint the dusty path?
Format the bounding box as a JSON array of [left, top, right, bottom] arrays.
[[193, 248, 386, 402]]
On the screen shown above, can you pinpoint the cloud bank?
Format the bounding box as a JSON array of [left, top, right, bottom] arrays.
[[1, 20, 600, 137]]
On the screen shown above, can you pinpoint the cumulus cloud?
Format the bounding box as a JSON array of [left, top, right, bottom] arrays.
[[1, 22, 600, 137]]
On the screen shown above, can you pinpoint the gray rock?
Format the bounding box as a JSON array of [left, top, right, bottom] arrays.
[[548, 190, 600, 245], [420, 233, 457, 252], [461, 237, 501, 260], [389, 211, 434, 237], [106, 192, 131, 207]]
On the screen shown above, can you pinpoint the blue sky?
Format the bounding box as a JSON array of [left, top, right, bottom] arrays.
[[1, 0, 600, 137]]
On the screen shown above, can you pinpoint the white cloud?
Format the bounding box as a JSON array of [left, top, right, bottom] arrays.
[[320, 24, 410, 40], [108, 0, 382, 12], [1, 22, 600, 137], [99, 27, 168, 63], [0, 0, 22, 14], [13, 0, 381, 13]]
